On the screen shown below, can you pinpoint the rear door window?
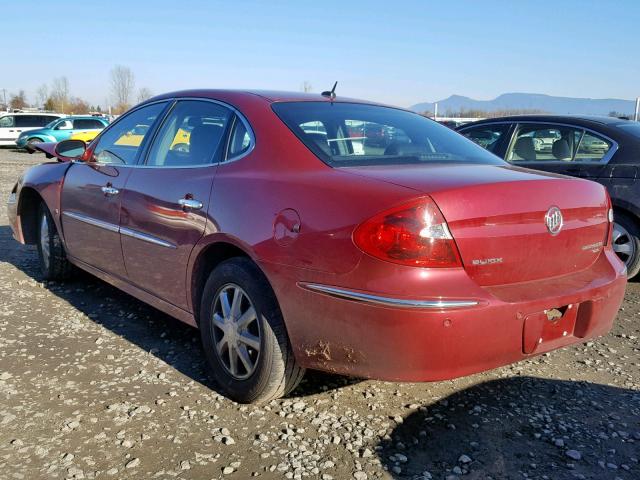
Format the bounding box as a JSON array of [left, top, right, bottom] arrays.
[[507, 124, 583, 162], [74, 119, 105, 129], [507, 124, 613, 163]]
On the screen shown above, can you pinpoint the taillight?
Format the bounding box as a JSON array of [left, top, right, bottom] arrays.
[[605, 193, 614, 247], [353, 196, 462, 268]]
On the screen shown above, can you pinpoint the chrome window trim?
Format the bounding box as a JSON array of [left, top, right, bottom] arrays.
[[299, 283, 479, 309], [126, 97, 256, 169], [62, 211, 176, 249], [81, 97, 255, 169], [119, 227, 176, 249], [461, 120, 619, 165], [62, 211, 119, 233]]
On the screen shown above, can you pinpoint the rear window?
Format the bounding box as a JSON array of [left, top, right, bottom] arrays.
[[272, 102, 504, 167]]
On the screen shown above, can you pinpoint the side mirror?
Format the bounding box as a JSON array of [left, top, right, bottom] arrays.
[[55, 139, 87, 160]]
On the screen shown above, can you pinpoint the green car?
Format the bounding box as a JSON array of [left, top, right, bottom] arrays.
[[15, 116, 108, 150]]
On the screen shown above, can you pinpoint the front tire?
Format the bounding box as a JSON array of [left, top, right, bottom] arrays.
[[37, 203, 73, 280], [200, 258, 304, 403], [26, 138, 43, 152], [612, 212, 640, 279]]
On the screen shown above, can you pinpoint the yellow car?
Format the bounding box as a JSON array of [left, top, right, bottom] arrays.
[[68, 120, 108, 144], [111, 125, 191, 150]]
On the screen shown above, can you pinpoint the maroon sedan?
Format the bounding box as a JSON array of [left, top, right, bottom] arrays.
[[7, 90, 626, 403]]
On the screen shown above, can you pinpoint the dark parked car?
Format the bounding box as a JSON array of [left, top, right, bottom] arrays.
[[459, 116, 640, 278], [7, 94, 625, 403]]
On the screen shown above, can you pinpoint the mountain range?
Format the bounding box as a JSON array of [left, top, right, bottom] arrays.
[[410, 93, 637, 116]]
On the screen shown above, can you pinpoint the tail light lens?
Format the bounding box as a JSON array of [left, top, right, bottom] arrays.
[[353, 197, 462, 268], [605, 193, 613, 247]]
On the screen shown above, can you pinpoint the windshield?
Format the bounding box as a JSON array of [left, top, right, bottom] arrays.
[[617, 122, 640, 139], [44, 118, 63, 129], [272, 102, 505, 167]]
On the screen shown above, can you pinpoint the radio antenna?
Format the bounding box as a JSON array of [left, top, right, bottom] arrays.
[[321, 81, 338, 100]]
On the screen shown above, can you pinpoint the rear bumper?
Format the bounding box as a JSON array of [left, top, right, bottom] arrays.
[[268, 249, 626, 381]]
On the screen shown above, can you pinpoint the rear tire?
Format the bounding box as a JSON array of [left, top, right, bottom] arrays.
[[612, 212, 640, 279], [37, 203, 73, 280], [200, 257, 304, 403]]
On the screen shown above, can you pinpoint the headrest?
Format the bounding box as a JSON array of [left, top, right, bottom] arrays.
[[552, 139, 572, 160], [513, 137, 536, 161]]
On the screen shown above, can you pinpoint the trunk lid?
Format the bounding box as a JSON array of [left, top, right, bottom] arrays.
[[343, 164, 610, 286]]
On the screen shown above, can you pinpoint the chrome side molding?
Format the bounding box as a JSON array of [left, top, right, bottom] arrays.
[[299, 283, 479, 309], [63, 211, 119, 233], [120, 227, 176, 249], [62, 211, 176, 249]]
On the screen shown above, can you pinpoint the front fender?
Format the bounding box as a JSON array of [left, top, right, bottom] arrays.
[[13, 161, 73, 245], [27, 133, 56, 143]]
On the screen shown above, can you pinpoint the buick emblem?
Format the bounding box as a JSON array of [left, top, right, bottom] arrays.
[[545, 206, 563, 235]]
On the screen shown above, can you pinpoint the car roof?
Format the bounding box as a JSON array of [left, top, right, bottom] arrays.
[[62, 115, 107, 119], [460, 114, 630, 128], [147, 89, 395, 108], [0, 112, 60, 116]]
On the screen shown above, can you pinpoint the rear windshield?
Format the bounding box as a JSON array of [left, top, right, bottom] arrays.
[[272, 102, 505, 167]]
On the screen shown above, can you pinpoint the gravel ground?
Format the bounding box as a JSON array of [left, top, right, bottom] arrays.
[[0, 147, 639, 480]]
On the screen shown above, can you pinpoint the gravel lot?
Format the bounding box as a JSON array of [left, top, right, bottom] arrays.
[[0, 147, 639, 480]]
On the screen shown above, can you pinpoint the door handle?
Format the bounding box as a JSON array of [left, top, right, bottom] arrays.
[[178, 198, 203, 210], [101, 186, 119, 196]]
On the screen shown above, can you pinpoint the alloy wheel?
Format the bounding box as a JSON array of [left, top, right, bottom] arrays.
[[211, 284, 261, 380], [612, 221, 636, 267]]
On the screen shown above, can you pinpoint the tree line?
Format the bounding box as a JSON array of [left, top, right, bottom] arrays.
[[420, 108, 547, 118], [4, 65, 153, 115]]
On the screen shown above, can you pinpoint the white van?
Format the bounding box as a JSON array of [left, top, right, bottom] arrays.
[[0, 113, 62, 146]]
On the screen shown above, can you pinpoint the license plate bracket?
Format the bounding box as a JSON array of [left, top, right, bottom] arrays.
[[522, 304, 578, 354]]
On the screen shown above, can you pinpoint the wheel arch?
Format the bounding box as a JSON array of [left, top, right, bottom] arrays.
[[17, 187, 45, 244], [612, 202, 640, 226], [189, 239, 273, 327]]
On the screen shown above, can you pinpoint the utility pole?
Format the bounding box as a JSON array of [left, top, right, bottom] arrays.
[[1, 89, 6, 110], [635, 97, 639, 122], [434, 102, 438, 121]]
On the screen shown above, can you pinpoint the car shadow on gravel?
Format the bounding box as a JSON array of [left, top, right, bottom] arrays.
[[0, 225, 356, 398], [379, 376, 639, 480]]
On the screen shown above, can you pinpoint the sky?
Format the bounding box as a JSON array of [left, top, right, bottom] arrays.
[[2, 0, 640, 109]]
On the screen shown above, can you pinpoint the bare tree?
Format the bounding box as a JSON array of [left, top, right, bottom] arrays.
[[50, 77, 69, 113], [110, 65, 135, 113], [137, 87, 153, 103], [36, 84, 48, 109], [301, 81, 312, 93], [68, 97, 90, 114], [9, 90, 28, 110]]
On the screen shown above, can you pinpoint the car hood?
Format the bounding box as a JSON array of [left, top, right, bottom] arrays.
[[21, 128, 51, 136]]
